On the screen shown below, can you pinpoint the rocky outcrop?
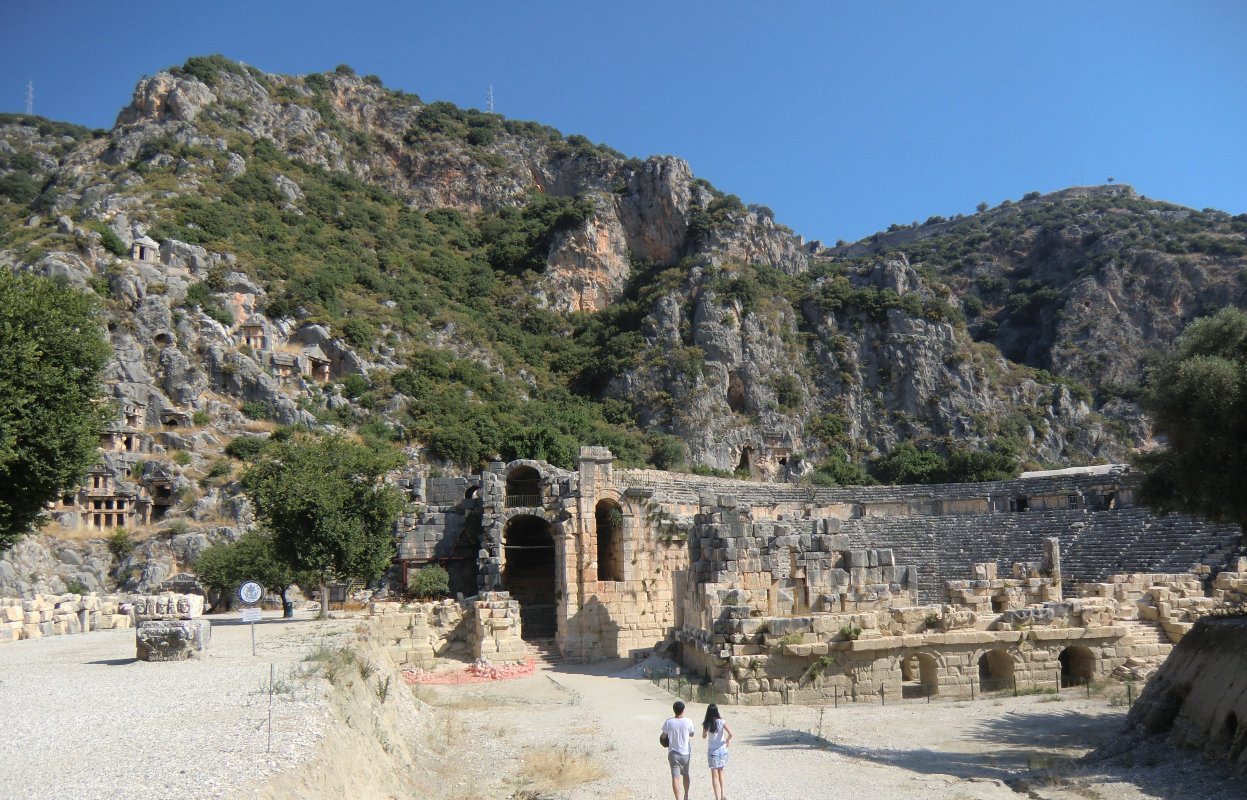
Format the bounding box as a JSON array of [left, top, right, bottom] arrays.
[[1093, 616, 1247, 775]]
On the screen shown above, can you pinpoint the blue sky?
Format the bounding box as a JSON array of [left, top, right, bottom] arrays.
[[3, 1, 1245, 243]]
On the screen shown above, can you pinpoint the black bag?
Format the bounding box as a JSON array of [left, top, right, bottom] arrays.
[[660, 732, 670, 748]]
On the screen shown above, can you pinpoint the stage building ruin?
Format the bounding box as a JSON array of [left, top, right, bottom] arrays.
[[398, 448, 1246, 702]]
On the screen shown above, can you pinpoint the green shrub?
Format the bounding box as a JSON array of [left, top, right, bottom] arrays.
[[172, 450, 193, 466], [192, 410, 211, 426], [240, 401, 268, 420], [107, 529, 133, 560], [407, 564, 450, 599], [338, 374, 369, 399], [225, 435, 268, 461], [64, 577, 89, 595]]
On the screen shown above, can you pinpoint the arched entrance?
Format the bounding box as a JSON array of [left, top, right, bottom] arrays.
[[978, 649, 1014, 693], [595, 499, 624, 582], [1059, 646, 1095, 688], [505, 466, 541, 508], [503, 515, 557, 640], [901, 653, 940, 699]]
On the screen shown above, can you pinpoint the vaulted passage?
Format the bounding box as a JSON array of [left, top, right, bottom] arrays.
[[1059, 646, 1095, 688], [901, 653, 940, 699], [503, 515, 557, 640], [595, 499, 624, 582], [505, 466, 541, 508], [978, 649, 1015, 692]]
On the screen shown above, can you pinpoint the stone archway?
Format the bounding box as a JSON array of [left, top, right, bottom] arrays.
[[595, 498, 624, 582], [1059, 645, 1096, 688], [503, 514, 557, 640], [901, 652, 941, 699], [505, 465, 541, 508], [978, 649, 1015, 693]]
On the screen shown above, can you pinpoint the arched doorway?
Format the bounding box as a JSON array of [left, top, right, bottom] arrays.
[[503, 515, 557, 640], [595, 499, 624, 582], [505, 466, 541, 508], [1059, 646, 1095, 688], [901, 653, 940, 699], [978, 649, 1014, 693]]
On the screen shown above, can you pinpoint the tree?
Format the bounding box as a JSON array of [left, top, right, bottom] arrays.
[[809, 447, 875, 487], [194, 531, 314, 615], [1137, 308, 1247, 533], [242, 435, 405, 618], [0, 271, 111, 550]]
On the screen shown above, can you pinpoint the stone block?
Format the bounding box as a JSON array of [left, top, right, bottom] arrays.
[[135, 619, 212, 661]]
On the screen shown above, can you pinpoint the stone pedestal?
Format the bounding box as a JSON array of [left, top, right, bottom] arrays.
[[136, 619, 212, 661]]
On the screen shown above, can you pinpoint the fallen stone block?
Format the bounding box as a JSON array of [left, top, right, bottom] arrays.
[[136, 619, 212, 662]]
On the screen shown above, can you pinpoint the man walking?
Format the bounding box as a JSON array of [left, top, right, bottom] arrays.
[[661, 700, 697, 800]]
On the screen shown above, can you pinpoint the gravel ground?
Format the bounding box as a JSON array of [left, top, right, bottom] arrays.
[[410, 661, 1243, 800], [0, 610, 353, 800]]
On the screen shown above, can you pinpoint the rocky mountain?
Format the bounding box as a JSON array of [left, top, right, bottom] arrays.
[[2, 55, 1247, 594]]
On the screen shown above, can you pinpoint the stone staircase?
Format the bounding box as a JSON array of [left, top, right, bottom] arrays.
[[1112, 617, 1174, 680], [524, 637, 564, 668]]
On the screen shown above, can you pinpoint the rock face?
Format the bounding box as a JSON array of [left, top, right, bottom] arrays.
[[135, 619, 212, 661], [1096, 616, 1247, 774], [4, 57, 1247, 601]]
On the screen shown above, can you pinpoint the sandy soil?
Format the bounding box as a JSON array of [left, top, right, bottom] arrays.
[[3, 621, 1241, 800]]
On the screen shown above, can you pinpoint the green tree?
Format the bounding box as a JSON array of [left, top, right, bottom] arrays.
[[195, 531, 314, 615], [871, 442, 947, 485], [242, 435, 405, 618], [1137, 308, 1247, 533], [0, 272, 111, 550], [809, 448, 875, 487]]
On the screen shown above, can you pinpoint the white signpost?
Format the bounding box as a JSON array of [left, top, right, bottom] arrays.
[[238, 581, 263, 655]]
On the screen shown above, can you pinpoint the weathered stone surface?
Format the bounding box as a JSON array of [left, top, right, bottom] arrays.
[[136, 619, 212, 661]]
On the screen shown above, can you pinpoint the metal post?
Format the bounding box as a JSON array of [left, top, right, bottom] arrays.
[[251, 620, 257, 657], [833, 687, 838, 708], [879, 685, 885, 706], [267, 663, 275, 753], [1013, 676, 1018, 697]]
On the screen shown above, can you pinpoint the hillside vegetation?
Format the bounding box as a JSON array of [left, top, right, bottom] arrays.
[[1, 55, 1245, 498]]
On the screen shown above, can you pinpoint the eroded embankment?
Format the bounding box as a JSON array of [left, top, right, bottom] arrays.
[[1094, 615, 1247, 774], [258, 629, 435, 800]]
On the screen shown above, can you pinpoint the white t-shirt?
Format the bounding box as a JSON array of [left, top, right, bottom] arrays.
[[662, 716, 697, 755], [707, 718, 728, 753]]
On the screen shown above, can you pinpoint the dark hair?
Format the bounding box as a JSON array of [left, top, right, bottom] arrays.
[[673, 700, 685, 716], [702, 703, 722, 733]]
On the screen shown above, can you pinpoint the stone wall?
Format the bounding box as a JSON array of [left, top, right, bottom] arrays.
[[0, 593, 133, 642], [399, 454, 1244, 670], [368, 591, 524, 667]]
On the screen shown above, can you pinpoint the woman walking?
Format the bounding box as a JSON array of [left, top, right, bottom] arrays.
[[701, 703, 733, 800]]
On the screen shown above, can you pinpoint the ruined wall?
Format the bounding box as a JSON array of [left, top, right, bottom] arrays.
[[562, 449, 690, 661]]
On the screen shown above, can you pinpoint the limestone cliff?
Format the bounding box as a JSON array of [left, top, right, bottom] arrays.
[[1, 56, 1246, 595]]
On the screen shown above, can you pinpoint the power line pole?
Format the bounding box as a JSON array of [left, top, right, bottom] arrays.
[[486, 84, 494, 114], [25, 81, 34, 116]]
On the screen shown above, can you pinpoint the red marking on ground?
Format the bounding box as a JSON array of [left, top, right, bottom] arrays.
[[401, 657, 536, 685]]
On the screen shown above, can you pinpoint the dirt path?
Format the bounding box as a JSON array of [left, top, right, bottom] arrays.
[[410, 660, 1154, 800]]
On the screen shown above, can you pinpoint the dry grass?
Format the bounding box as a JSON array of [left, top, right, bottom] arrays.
[[41, 521, 168, 544], [517, 746, 606, 792]]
